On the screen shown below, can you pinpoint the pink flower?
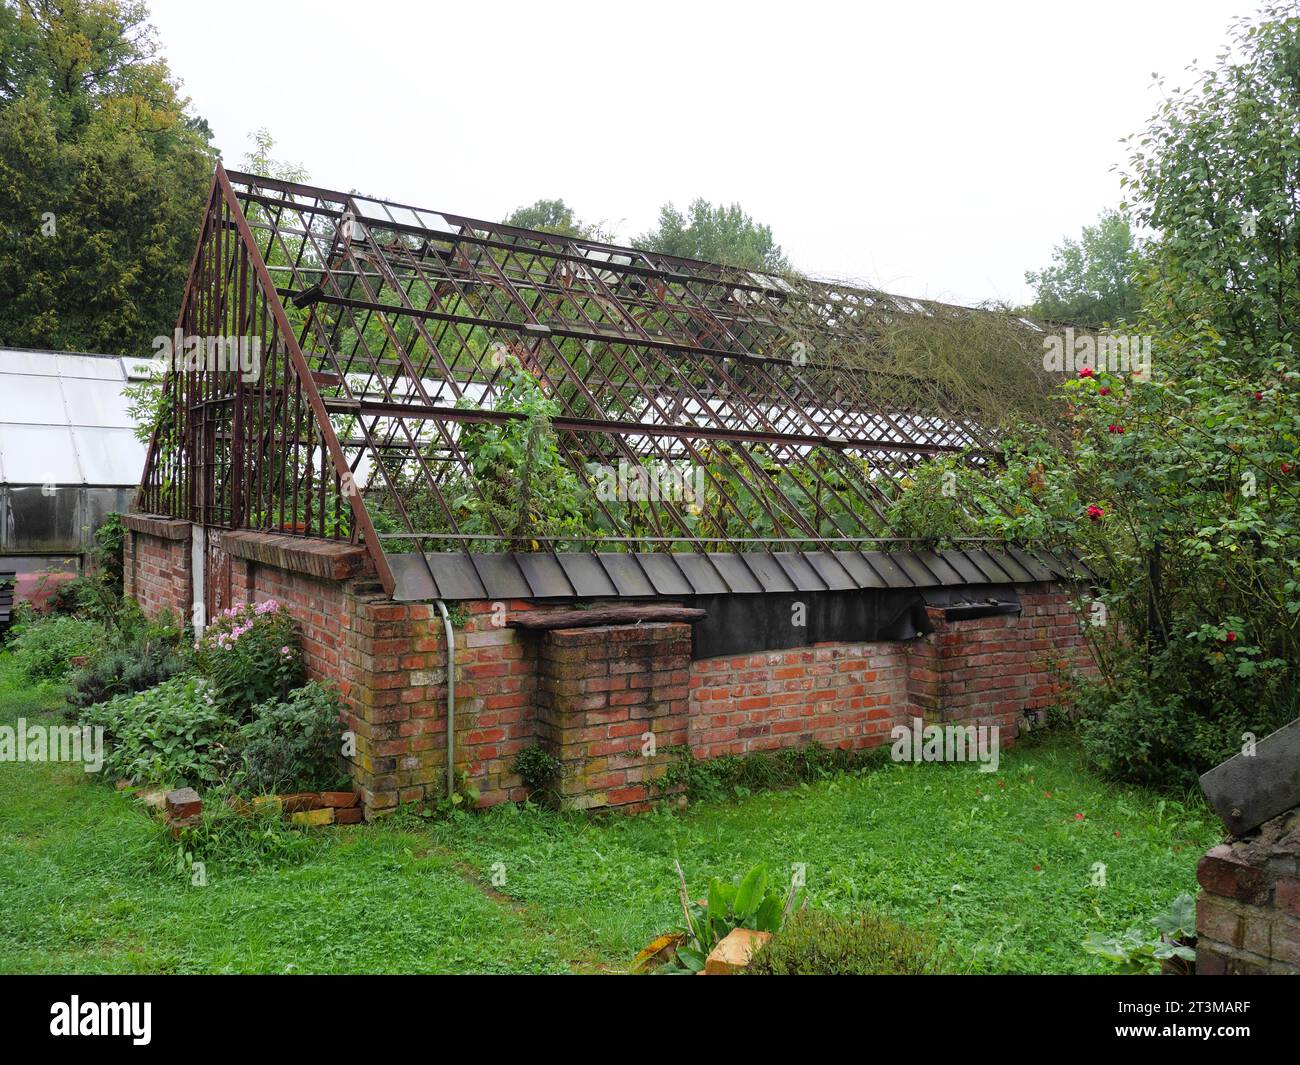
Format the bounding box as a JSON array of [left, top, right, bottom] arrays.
[[1225, 631, 1237, 643], [1074, 812, 1085, 821], [1086, 504, 1104, 521], [1078, 366, 1094, 379], [1098, 387, 1111, 396]]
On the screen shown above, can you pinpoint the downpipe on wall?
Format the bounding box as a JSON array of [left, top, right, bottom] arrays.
[[434, 599, 456, 800]]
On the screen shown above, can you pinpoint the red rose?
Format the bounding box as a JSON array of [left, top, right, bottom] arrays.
[[1098, 387, 1111, 396], [1078, 367, 1095, 379], [1225, 631, 1237, 643]]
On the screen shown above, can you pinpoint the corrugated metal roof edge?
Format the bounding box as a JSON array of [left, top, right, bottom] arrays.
[[388, 548, 1096, 602]]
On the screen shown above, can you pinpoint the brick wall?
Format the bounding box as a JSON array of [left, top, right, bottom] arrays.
[[123, 521, 1097, 818], [911, 587, 1100, 734], [688, 583, 1096, 761], [537, 623, 690, 810], [689, 644, 907, 759], [122, 514, 192, 621], [1195, 809, 1300, 975]]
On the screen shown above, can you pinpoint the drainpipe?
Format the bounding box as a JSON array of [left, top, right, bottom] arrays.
[[434, 599, 456, 800]]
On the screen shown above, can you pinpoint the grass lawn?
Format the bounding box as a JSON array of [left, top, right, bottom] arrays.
[[0, 652, 1220, 974]]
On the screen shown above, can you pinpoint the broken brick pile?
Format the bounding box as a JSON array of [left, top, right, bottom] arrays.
[[151, 787, 365, 833], [1196, 807, 1300, 974]]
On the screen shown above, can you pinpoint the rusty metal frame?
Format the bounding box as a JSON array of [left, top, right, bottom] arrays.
[[137, 166, 1037, 596]]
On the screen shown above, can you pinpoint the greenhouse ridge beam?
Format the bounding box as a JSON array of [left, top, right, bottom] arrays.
[[137, 164, 1044, 595]]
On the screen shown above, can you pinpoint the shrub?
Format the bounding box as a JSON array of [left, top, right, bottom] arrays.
[[80, 676, 237, 786], [512, 744, 561, 802], [1075, 632, 1291, 789], [746, 908, 943, 975], [9, 614, 105, 682], [237, 681, 348, 795], [91, 512, 126, 598], [194, 600, 304, 720], [67, 604, 192, 712], [666, 863, 802, 974], [67, 641, 192, 713]]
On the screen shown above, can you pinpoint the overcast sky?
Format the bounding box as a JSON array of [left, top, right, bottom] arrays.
[[147, 0, 1249, 306]]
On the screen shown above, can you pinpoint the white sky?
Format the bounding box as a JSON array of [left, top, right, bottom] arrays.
[[146, 0, 1250, 307]]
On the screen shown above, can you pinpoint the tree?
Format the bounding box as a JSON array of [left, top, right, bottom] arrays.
[[904, 2, 1300, 787], [504, 198, 581, 237], [1024, 209, 1141, 328], [0, 0, 215, 355], [501, 198, 615, 243], [634, 198, 788, 272], [242, 126, 306, 183], [1123, 3, 1300, 363]]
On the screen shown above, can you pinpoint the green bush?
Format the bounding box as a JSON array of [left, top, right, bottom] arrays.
[[237, 681, 348, 795], [67, 642, 193, 713], [512, 744, 561, 802], [9, 614, 105, 682], [746, 908, 943, 975], [1076, 630, 1292, 789], [195, 600, 304, 720], [67, 605, 192, 712], [79, 675, 237, 786]]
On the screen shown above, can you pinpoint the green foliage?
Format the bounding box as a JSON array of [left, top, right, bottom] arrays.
[[668, 862, 802, 973], [90, 512, 126, 598], [194, 600, 305, 720], [502, 198, 612, 241], [1122, 3, 1300, 361], [378, 355, 602, 550], [79, 675, 236, 786], [883, 6, 1300, 788], [1024, 209, 1142, 328], [0, 0, 214, 354], [746, 907, 943, 975], [1082, 892, 1197, 974], [236, 681, 348, 795], [663, 741, 890, 803], [634, 198, 787, 272], [9, 613, 103, 681], [67, 630, 190, 712], [511, 744, 561, 802]]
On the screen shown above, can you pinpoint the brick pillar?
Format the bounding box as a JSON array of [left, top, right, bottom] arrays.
[[122, 514, 193, 621], [537, 623, 690, 810], [1195, 810, 1300, 974], [904, 585, 1096, 740]]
